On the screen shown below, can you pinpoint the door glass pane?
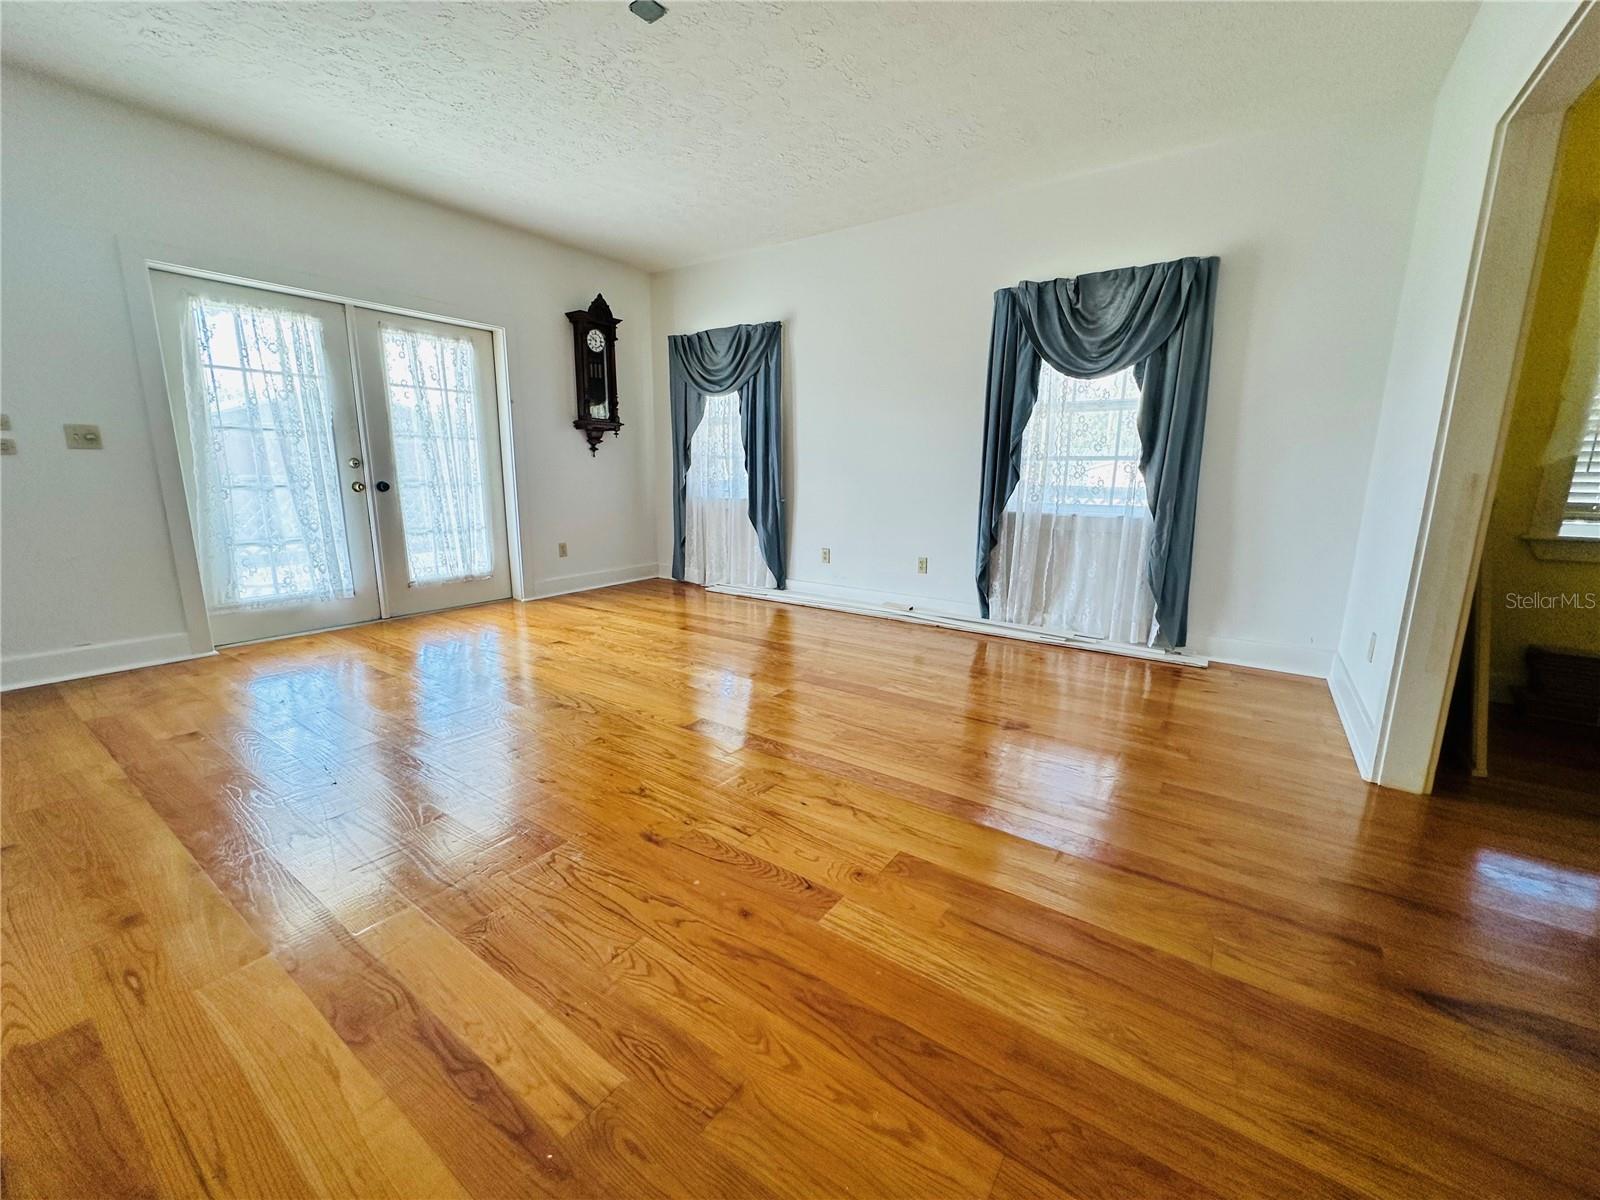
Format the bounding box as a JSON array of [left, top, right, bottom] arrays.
[[181, 296, 356, 610], [378, 325, 494, 586]]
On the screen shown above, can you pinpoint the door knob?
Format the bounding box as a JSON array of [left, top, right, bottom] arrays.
[[351, 481, 366, 493], [348, 457, 362, 468], [375, 480, 391, 493]]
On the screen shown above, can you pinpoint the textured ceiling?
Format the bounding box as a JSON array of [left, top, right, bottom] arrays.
[[0, 1, 1478, 270]]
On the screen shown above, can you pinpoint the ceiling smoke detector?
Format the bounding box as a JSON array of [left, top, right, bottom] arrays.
[[629, 1, 667, 23]]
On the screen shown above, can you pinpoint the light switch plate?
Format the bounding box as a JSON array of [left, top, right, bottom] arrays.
[[0, 413, 10, 431], [0, 438, 15, 456], [64, 423, 103, 449]]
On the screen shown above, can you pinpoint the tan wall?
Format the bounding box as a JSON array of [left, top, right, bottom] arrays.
[[1484, 78, 1600, 699]]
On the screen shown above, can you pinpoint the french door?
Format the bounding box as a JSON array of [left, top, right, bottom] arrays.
[[150, 272, 510, 645], [349, 310, 510, 618]]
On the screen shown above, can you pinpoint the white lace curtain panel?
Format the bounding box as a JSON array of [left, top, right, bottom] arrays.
[[380, 325, 493, 586], [989, 362, 1158, 645], [181, 295, 355, 610], [683, 393, 774, 589]]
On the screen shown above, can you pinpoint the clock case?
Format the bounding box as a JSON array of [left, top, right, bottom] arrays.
[[566, 293, 623, 455]]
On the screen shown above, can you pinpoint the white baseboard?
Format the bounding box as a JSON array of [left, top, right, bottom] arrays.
[[771, 578, 1337, 677], [1, 632, 212, 692], [782, 576, 983, 620], [2, 566, 656, 691], [703, 582, 1210, 669], [1198, 636, 1333, 679], [526, 563, 661, 601], [1327, 651, 1378, 780]]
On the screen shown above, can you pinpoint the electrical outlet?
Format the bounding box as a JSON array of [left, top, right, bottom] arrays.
[[0, 438, 15, 456], [64, 423, 103, 449], [917, 556, 928, 575], [1367, 633, 1377, 663], [820, 547, 830, 564], [0, 413, 10, 431], [558, 542, 569, 558]]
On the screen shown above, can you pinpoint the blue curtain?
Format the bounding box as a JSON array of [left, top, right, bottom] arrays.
[[669, 322, 786, 587], [975, 257, 1219, 648]]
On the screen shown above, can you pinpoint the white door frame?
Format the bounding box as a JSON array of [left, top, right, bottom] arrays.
[[118, 237, 528, 654], [1372, 5, 1600, 792]]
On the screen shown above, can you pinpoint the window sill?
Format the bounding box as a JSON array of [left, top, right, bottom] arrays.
[[1522, 532, 1600, 563]]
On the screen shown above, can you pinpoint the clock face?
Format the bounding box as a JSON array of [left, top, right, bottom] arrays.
[[586, 329, 606, 354]]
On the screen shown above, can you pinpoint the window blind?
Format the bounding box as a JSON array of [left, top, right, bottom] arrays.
[[1563, 387, 1600, 521]]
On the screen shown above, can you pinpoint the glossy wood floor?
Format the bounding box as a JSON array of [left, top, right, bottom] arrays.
[[3, 580, 1597, 1199]]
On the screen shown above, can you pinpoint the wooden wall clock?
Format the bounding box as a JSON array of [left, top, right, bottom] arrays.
[[566, 294, 622, 455]]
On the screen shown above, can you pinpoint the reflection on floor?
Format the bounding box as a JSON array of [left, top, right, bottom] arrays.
[[3, 579, 1597, 1199]]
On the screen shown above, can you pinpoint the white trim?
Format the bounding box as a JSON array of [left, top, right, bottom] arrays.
[[700, 581, 1211, 669], [527, 563, 661, 600], [117, 239, 527, 653], [1328, 652, 1377, 780], [1522, 532, 1600, 562], [118, 241, 215, 656], [1198, 637, 1332, 679], [1, 634, 213, 692]]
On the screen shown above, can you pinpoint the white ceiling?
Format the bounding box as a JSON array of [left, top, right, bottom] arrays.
[[1, 1, 1478, 271]]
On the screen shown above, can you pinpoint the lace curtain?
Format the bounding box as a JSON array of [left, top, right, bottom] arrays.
[[180, 295, 355, 610], [683, 393, 774, 589], [380, 325, 493, 586], [989, 361, 1157, 644]]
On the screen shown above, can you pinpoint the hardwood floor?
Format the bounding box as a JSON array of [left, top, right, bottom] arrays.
[[2, 579, 1596, 1199]]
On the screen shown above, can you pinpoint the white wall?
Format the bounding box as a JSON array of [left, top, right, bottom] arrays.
[[1, 70, 657, 687], [1331, 1, 1583, 781], [651, 113, 1433, 677]]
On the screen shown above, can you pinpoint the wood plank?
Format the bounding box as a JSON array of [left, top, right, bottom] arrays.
[[0, 582, 1593, 1200], [358, 905, 625, 1136], [73, 924, 312, 1199], [1, 833, 88, 1054], [197, 953, 467, 1200], [0, 1021, 160, 1200]]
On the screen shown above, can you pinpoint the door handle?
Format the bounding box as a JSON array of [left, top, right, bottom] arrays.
[[351, 481, 366, 493], [375, 480, 391, 493]]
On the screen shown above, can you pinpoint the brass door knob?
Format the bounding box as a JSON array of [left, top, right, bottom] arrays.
[[351, 481, 366, 493]]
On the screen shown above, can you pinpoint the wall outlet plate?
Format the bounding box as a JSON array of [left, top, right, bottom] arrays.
[[0, 437, 15, 456], [0, 413, 10, 431], [558, 542, 569, 558], [821, 547, 831, 563], [917, 556, 928, 575], [64, 423, 103, 449]]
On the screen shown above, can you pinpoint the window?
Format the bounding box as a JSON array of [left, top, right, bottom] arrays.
[[687, 394, 748, 502], [1559, 383, 1600, 537], [1526, 237, 1600, 558], [990, 360, 1156, 644], [683, 392, 771, 589], [1005, 362, 1147, 515]]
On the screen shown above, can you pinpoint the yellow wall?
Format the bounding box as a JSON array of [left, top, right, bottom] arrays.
[[1484, 76, 1600, 698]]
